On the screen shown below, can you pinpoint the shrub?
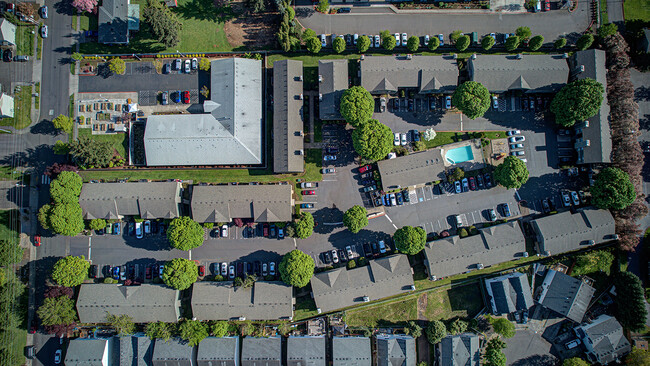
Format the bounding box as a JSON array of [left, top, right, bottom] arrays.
[[576, 33, 594, 50]]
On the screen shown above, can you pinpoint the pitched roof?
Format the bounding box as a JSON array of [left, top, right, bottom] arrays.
[[377, 149, 446, 190], [273, 59, 304, 173], [0, 19, 16, 45], [485, 272, 534, 315], [114, 335, 154, 366], [64, 338, 111, 366], [332, 337, 372, 366], [530, 207, 616, 256], [76, 284, 181, 324], [287, 337, 326, 366], [375, 335, 416, 366], [318, 60, 348, 120], [241, 337, 281, 366], [468, 54, 569, 93], [79, 181, 182, 220], [423, 221, 527, 280], [152, 338, 194, 366], [191, 281, 293, 321], [190, 184, 293, 223], [574, 315, 631, 364], [361, 55, 458, 94], [570, 49, 612, 164], [197, 337, 240, 366], [145, 58, 262, 166], [98, 0, 129, 44], [439, 333, 480, 366], [0, 93, 14, 118], [127, 3, 139, 30], [536, 269, 595, 323], [310, 255, 414, 314]]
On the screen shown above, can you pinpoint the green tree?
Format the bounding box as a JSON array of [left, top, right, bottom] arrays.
[[37, 296, 77, 326], [563, 358, 590, 366], [493, 156, 529, 189], [106, 313, 136, 335], [406, 321, 422, 338], [382, 34, 396, 51], [626, 347, 650, 366], [245, 0, 265, 12], [455, 35, 470, 51], [554, 37, 567, 49], [278, 249, 315, 288], [71, 52, 83, 61], [551, 78, 604, 127], [482, 35, 495, 51], [38, 203, 51, 230], [351, 119, 393, 161], [162, 258, 198, 290], [89, 219, 106, 231], [108, 58, 125, 75], [53, 140, 70, 155], [142, 1, 182, 47], [490, 317, 516, 338], [452, 81, 491, 119], [528, 35, 544, 51], [393, 226, 426, 255], [612, 271, 648, 332], [145, 321, 175, 341], [576, 33, 594, 50], [597, 23, 618, 38], [0, 240, 23, 267], [69, 136, 114, 168], [52, 114, 73, 134], [49, 203, 85, 236], [343, 205, 369, 234], [406, 36, 420, 52], [339, 86, 374, 127], [515, 26, 532, 39], [573, 250, 614, 275], [317, 0, 328, 12], [357, 35, 371, 53], [505, 36, 520, 51], [179, 319, 209, 346], [211, 321, 229, 337], [49, 171, 83, 204], [484, 337, 507, 366], [333, 36, 345, 53], [428, 36, 440, 51], [198, 58, 210, 71], [426, 320, 447, 344], [590, 167, 636, 210], [302, 28, 316, 40], [167, 217, 204, 251], [294, 212, 314, 239], [448, 318, 468, 335], [450, 30, 463, 43], [305, 36, 322, 54], [449, 167, 465, 181], [51, 255, 89, 287]]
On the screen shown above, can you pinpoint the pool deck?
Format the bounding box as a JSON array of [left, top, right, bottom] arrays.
[[440, 139, 486, 172]]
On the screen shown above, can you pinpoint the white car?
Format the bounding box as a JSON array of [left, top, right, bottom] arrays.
[[401, 33, 408, 45], [561, 192, 571, 207], [269, 262, 276, 276], [508, 136, 525, 143], [374, 35, 380, 48], [54, 349, 62, 364], [184, 59, 191, 73], [455, 181, 462, 194], [41, 25, 48, 38], [507, 130, 521, 136], [492, 96, 498, 109], [346, 245, 354, 258], [228, 265, 235, 279], [221, 262, 228, 276], [331, 249, 339, 263], [424, 34, 430, 46], [135, 222, 143, 239], [394, 33, 400, 46], [221, 224, 228, 237], [510, 151, 525, 156], [490, 32, 496, 41], [394, 133, 400, 146], [571, 191, 580, 205], [320, 34, 327, 47], [400, 133, 407, 146], [353, 33, 358, 45], [510, 144, 524, 149]]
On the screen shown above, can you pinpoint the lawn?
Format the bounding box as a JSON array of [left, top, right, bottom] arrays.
[[294, 296, 319, 321], [424, 282, 484, 320], [80, 11, 98, 31], [346, 296, 419, 327], [623, 0, 650, 21], [0, 86, 32, 130], [16, 25, 34, 56], [78, 129, 128, 158]]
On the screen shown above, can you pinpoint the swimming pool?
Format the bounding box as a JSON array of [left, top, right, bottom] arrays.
[[445, 145, 474, 164]]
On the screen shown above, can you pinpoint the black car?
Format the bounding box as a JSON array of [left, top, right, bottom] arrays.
[[345, 34, 352, 45], [323, 251, 331, 263], [152, 221, 159, 234], [363, 243, 373, 257], [371, 242, 379, 255], [476, 174, 484, 189], [128, 264, 135, 280], [89, 264, 98, 278], [338, 249, 347, 262], [408, 99, 414, 112], [3, 49, 12, 62], [128, 222, 135, 236], [484, 173, 493, 188], [337, 7, 351, 13], [246, 262, 253, 275], [325, 146, 339, 154], [163, 63, 171, 74], [542, 199, 551, 214], [254, 261, 261, 276], [402, 190, 410, 202]]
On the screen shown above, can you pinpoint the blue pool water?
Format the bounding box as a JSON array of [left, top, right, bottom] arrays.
[[445, 145, 474, 164]]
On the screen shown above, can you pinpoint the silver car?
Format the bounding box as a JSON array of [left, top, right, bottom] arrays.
[[401, 33, 408, 45], [400, 133, 407, 146], [394, 33, 400, 46], [41, 25, 48, 38], [184, 59, 191, 73], [221, 262, 228, 276], [374, 35, 380, 47]]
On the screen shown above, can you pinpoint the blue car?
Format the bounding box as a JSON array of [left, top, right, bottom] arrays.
[[113, 222, 121, 235], [396, 192, 404, 205], [112, 266, 120, 280], [173, 91, 181, 103]]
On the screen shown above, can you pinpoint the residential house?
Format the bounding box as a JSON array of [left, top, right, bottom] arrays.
[[529, 207, 616, 256], [78, 181, 182, 220], [241, 337, 281, 366], [318, 59, 348, 121], [152, 338, 195, 366], [113, 334, 154, 366], [439, 333, 480, 366], [190, 184, 293, 223], [98, 0, 139, 44], [484, 272, 534, 315], [144, 58, 262, 166], [423, 221, 527, 280], [273, 59, 304, 173], [574, 315, 631, 364], [332, 337, 371, 366], [76, 284, 181, 324], [0, 18, 16, 46], [361, 55, 458, 95], [377, 149, 446, 190], [376, 334, 416, 366], [64, 337, 114, 366], [569, 49, 612, 164], [536, 269, 595, 323], [0, 93, 14, 118], [467, 54, 569, 94], [287, 336, 326, 366], [310, 255, 415, 314], [197, 337, 240, 366], [191, 281, 294, 321]]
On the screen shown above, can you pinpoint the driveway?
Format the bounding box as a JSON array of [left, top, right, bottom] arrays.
[[504, 329, 557, 366]]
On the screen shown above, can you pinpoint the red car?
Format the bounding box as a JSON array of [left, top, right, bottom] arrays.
[[302, 190, 315, 195], [182, 91, 190, 104], [544, 0, 550, 11], [33, 235, 41, 247], [359, 165, 372, 173], [198, 265, 205, 277], [263, 223, 269, 237], [469, 176, 476, 191], [145, 266, 152, 279]]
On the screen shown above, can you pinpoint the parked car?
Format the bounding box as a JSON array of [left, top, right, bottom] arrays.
[[331, 249, 339, 263], [508, 136, 525, 143], [262, 263, 268, 276], [182, 91, 190, 104], [424, 34, 430, 46], [396, 192, 403, 205], [510, 151, 525, 156], [544, 0, 550, 10], [120, 266, 127, 281], [393, 133, 400, 146], [300, 203, 314, 209], [484, 173, 493, 188], [143, 220, 151, 234], [445, 96, 452, 109], [228, 265, 235, 279], [571, 191, 580, 206], [401, 33, 408, 45], [320, 34, 327, 47], [113, 222, 121, 235], [278, 228, 284, 239], [378, 240, 387, 254], [454, 181, 462, 194], [269, 262, 276, 276], [510, 143, 524, 149], [389, 193, 397, 206], [161, 91, 168, 105], [174, 58, 181, 70], [3, 49, 12, 62], [145, 266, 152, 279], [112, 266, 120, 280], [394, 33, 400, 46], [172, 90, 181, 103], [561, 191, 571, 207], [302, 190, 315, 195], [380, 97, 386, 112], [542, 199, 551, 213], [324, 155, 337, 161], [492, 96, 498, 109], [40, 25, 48, 38], [254, 261, 261, 276], [359, 165, 372, 173], [400, 133, 407, 146], [163, 63, 171, 74], [40, 5, 48, 18], [461, 178, 469, 192], [33, 235, 41, 247], [374, 35, 380, 47], [221, 224, 228, 238], [437, 33, 444, 45], [54, 349, 62, 364], [488, 209, 497, 221], [501, 203, 511, 217], [323, 168, 336, 174], [191, 58, 198, 70], [105, 223, 112, 234], [198, 265, 205, 277], [221, 262, 228, 276], [353, 33, 358, 44], [507, 130, 521, 136], [578, 190, 587, 204], [89, 264, 98, 278], [135, 222, 143, 239], [412, 130, 420, 142], [468, 176, 476, 190], [184, 59, 191, 73], [476, 174, 484, 189]]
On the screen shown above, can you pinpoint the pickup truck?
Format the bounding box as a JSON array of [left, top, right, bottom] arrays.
[[300, 182, 318, 188]]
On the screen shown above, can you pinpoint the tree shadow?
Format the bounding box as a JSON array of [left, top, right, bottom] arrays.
[[53, 0, 75, 16], [174, 0, 237, 23], [0, 144, 57, 172], [639, 114, 650, 131], [312, 207, 344, 235], [635, 86, 650, 102], [509, 355, 557, 366]]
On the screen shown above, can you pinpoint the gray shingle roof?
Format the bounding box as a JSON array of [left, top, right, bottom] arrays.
[[190, 184, 293, 223], [287, 337, 326, 366], [423, 221, 526, 280], [241, 337, 281, 366], [332, 337, 371, 366], [318, 60, 348, 120], [197, 337, 240, 366], [376, 335, 416, 366], [377, 149, 446, 190], [114, 335, 154, 366], [273, 60, 304, 173], [439, 333, 480, 366], [570, 49, 612, 164], [152, 338, 194, 366], [79, 182, 182, 220], [574, 315, 631, 364], [530, 207, 616, 256], [191, 281, 293, 321], [310, 255, 414, 314], [485, 272, 534, 315], [76, 284, 181, 324], [536, 269, 595, 323], [467, 54, 569, 93], [0, 19, 16, 45], [361, 55, 458, 94], [64, 338, 111, 366], [145, 58, 262, 166], [98, 0, 129, 44]]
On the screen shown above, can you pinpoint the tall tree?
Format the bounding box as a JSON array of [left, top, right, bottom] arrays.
[[428, 36, 440, 51], [611, 271, 647, 332], [406, 36, 420, 52], [351, 119, 393, 161], [333, 37, 346, 54], [493, 156, 529, 189], [357, 35, 371, 53], [550, 78, 604, 127], [505, 36, 520, 51], [576, 33, 594, 50], [515, 26, 532, 39], [455, 35, 470, 51], [343, 205, 369, 234], [484, 337, 507, 366], [179, 319, 209, 346], [339, 86, 374, 127], [143, 0, 182, 47], [211, 321, 229, 337], [278, 249, 314, 288], [89, 218, 106, 231], [145, 321, 175, 341], [293, 212, 314, 239], [490, 318, 515, 338], [562, 358, 590, 366], [51, 256, 89, 287], [108, 58, 125, 75], [481, 36, 495, 51], [52, 115, 73, 134], [167, 217, 204, 251], [305, 36, 321, 54], [426, 320, 447, 344], [554, 38, 567, 49], [69, 136, 113, 168], [597, 23, 618, 38], [49, 203, 85, 236], [528, 35, 544, 51], [106, 313, 136, 335], [0, 240, 23, 267], [382, 34, 396, 51], [452, 81, 491, 119], [72, 0, 98, 13], [37, 296, 78, 327], [162, 258, 198, 290], [590, 167, 636, 210], [626, 347, 650, 366], [49, 171, 83, 204], [393, 226, 426, 255]]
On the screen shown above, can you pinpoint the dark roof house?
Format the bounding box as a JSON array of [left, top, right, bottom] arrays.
[[318, 59, 348, 121], [574, 315, 631, 364], [152, 338, 195, 366], [376, 334, 416, 366], [113, 334, 154, 366], [197, 337, 240, 366], [287, 336, 326, 366], [485, 272, 534, 315], [439, 333, 480, 366], [64, 337, 114, 366], [377, 149, 446, 190], [332, 337, 371, 366], [536, 269, 595, 323], [98, 0, 135, 44], [361, 55, 458, 94], [241, 337, 281, 366], [273, 59, 304, 173], [79, 181, 182, 220], [310, 255, 414, 313]]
